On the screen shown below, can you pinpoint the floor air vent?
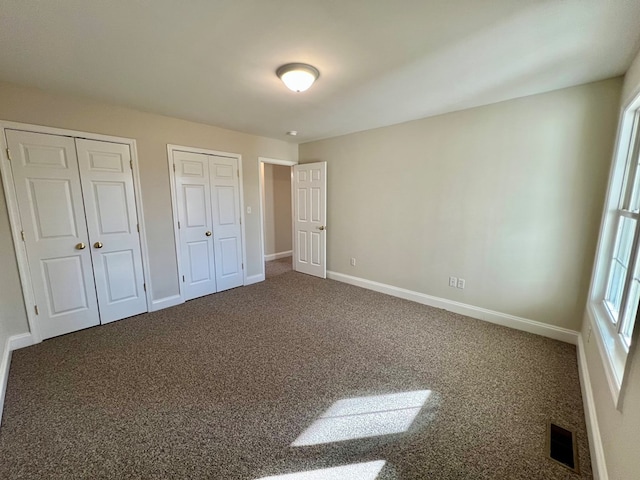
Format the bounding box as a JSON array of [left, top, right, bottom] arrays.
[[547, 422, 579, 473]]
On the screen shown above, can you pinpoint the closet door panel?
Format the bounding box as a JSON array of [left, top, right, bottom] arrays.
[[76, 139, 147, 323], [173, 150, 217, 300], [210, 155, 243, 291]]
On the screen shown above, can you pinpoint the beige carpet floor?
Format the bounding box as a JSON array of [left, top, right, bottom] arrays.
[[265, 257, 293, 279], [0, 270, 590, 479]]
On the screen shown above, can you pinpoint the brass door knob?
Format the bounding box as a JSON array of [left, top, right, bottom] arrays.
[[318, 226, 326, 231], [94, 241, 103, 249], [75, 242, 86, 250], [205, 231, 212, 237]]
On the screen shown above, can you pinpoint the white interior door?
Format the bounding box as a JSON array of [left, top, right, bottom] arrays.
[[209, 155, 243, 291], [6, 129, 100, 339], [293, 162, 327, 278], [174, 151, 217, 300], [76, 139, 147, 323]]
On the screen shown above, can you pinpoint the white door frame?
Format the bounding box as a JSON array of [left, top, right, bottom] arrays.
[[258, 157, 298, 282], [0, 121, 153, 344], [167, 144, 247, 303]]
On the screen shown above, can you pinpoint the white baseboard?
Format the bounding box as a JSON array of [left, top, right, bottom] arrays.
[[327, 271, 579, 345], [577, 334, 608, 480], [0, 338, 11, 426], [245, 273, 265, 286], [150, 294, 183, 312], [264, 250, 292, 262], [1, 332, 35, 427], [8, 332, 34, 351]]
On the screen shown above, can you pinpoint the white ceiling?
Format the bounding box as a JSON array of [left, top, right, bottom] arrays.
[[1, 0, 639, 143]]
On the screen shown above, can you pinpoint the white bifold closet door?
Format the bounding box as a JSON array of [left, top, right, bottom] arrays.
[[173, 151, 243, 300], [75, 139, 147, 323], [6, 129, 146, 340]]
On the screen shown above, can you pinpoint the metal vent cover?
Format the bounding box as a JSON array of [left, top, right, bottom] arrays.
[[547, 421, 579, 473]]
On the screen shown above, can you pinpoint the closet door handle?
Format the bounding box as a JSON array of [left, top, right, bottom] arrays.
[[205, 231, 212, 237], [75, 242, 86, 250], [94, 241, 103, 249]]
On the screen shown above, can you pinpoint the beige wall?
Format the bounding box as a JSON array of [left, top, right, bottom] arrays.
[[581, 48, 640, 480], [0, 81, 297, 355], [622, 47, 640, 107], [300, 78, 622, 331], [263, 164, 292, 256]]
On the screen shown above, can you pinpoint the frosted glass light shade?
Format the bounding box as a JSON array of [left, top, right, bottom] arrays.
[[276, 63, 319, 92]]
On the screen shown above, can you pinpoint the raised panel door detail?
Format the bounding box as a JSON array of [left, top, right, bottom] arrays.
[[214, 164, 234, 178], [311, 168, 321, 181], [182, 161, 204, 177], [311, 232, 321, 266], [42, 256, 90, 316], [297, 188, 308, 222], [21, 144, 68, 168], [215, 186, 236, 225], [297, 170, 307, 182], [28, 178, 77, 239], [188, 241, 213, 283], [219, 237, 239, 277], [183, 185, 207, 228], [310, 187, 321, 222], [298, 231, 308, 263], [87, 151, 124, 172], [102, 250, 138, 302], [92, 182, 130, 234]]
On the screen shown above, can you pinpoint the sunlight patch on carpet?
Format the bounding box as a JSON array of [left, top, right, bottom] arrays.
[[256, 460, 386, 479], [291, 390, 431, 446]]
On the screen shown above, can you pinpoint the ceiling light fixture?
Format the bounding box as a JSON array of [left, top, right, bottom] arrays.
[[286, 130, 298, 136], [276, 63, 319, 92]]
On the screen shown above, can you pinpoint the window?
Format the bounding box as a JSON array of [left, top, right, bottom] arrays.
[[603, 111, 640, 347], [589, 97, 640, 406]]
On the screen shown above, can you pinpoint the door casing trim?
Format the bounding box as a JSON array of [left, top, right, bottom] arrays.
[[0, 121, 153, 343]]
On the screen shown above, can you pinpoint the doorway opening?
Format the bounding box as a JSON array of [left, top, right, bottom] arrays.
[[259, 157, 296, 280]]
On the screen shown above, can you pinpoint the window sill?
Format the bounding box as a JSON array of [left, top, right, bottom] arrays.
[[587, 302, 627, 408]]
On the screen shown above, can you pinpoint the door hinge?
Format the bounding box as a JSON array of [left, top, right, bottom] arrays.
[[178, 221, 181, 229], [137, 223, 140, 232], [20, 230, 25, 241], [242, 263, 244, 270], [34, 305, 39, 315], [237, 170, 239, 178], [182, 275, 185, 282], [5, 148, 11, 161], [173, 163, 176, 172], [143, 283, 146, 292], [130, 159, 133, 170]]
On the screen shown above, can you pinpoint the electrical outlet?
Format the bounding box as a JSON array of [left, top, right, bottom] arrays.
[[449, 276, 457, 287], [350, 257, 356, 267], [246, 206, 252, 214], [457, 278, 465, 289]]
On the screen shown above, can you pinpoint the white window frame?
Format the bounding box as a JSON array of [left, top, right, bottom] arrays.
[[588, 91, 640, 408]]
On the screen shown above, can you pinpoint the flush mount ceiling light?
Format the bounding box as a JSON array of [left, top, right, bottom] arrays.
[[276, 63, 319, 92]]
